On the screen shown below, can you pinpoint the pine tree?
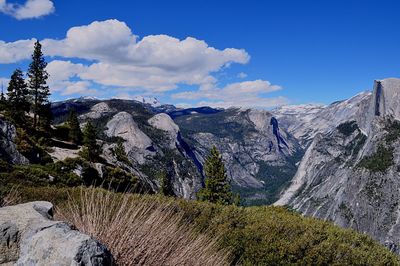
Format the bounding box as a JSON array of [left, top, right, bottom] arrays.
[[67, 109, 82, 144], [6, 69, 30, 125], [197, 146, 234, 205], [81, 121, 100, 162], [158, 170, 174, 196], [113, 138, 130, 165], [27, 40, 50, 130], [0, 82, 6, 113]]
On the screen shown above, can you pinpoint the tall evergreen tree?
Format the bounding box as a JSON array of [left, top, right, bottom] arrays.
[[158, 170, 174, 196], [0, 82, 6, 112], [6, 69, 30, 125], [67, 109, 82, 144], [197, 146, 234, 205], [27, 40, 50, 130], [81, 121, 100, 162]]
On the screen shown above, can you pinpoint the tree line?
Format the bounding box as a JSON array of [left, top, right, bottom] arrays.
[[0, 40, 237, 205], [0, 40, 51, 133]]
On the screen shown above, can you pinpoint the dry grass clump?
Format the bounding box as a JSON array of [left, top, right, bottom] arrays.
[[56, 188, 231, 266], [0, 186, 21, 207]]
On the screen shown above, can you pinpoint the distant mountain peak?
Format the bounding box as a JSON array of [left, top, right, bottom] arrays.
[[132, 96, 161, 107]]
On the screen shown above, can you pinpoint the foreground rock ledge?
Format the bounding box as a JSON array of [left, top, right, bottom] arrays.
[[0, 201, 114, 265]]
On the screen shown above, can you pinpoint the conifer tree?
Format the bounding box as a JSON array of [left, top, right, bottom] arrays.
[[0, 82, 6, 112], [158, 170, 174, 196], [81, 121, 100, 162], [113, 138, 130, 165], [6, 69, 30, 125], [67, 109, 82, 144], [27, 40, 50, 130], [197, 146, 234, 205]]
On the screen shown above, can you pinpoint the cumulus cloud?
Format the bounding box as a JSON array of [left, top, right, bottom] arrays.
[[172, 80, 288, 108], [42, 20, 249, 91], [0, 0, 54, 20], [0, 19, 286, 108], [1, 19, 250, 92], [0, 39, 36, 63]]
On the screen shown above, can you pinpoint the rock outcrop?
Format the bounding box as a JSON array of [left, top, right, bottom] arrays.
[[174, 108, 303, 205], [0, 117, 28, 165], [0, 201, 114, 265], [275, 78, 400, 253], [105, 112, 154, 164], [273, 91, 371, 147]]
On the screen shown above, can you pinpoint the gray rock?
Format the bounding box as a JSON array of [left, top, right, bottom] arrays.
[[275, 78, 400, 254], [0, 201, 114, 265], [0, 116, 29, 165]]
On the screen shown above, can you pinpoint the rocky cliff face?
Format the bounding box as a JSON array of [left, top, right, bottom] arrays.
[[50, 100, 302, 205], [0, 201, 114, 265], [275, 78, 400, 253], [0, 116, 28, 165], [174, 108, 303, 205], [68, 100, 204, 199], [273, 91, 371, 147]]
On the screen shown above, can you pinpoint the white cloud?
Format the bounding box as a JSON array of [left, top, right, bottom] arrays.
[[41, 19, 250, 91], [1, 19, 250, 93], [0, 0, 54, 20], [46, 60, 86, 91], [0, 19, 288, 108], [172, 80, 288, 108], [237, 72, 248, 79], [61, 81, 98, 96], [0, 39, 35, 63]]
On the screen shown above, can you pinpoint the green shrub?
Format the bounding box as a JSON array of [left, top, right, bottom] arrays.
[[102, 166, 139, 192], [385, 119, 400, 143], [15, 187, 400, 266], [358, 144, 394, 172], [337, 121, 359, 136]]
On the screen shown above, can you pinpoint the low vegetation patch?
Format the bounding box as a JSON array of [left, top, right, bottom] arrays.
[[337, 121, 359, 136], [11, 186, 400, 266], [358, 144, 394, 172], [58, 188, 231, 266], [385, 119, 400, 143]]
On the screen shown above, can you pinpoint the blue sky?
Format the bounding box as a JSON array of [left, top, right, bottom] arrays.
[[1, 0, 400, 108]]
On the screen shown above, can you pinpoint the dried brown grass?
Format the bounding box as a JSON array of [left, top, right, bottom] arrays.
[[56, 188, 231, 266], [1, 186, 21, 207]]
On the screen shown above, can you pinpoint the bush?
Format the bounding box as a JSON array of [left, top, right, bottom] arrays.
[[15, 187, 400, 266], [358, 144, 394, 172], [102, 166, 139, 192], [57, 188, 231, 266], [337, 121, 359, 136], [385, 119, 400, 143]]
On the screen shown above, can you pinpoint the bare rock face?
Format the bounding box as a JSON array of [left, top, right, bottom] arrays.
[[0, 201, 114, 265], [105, 112, 154, 164], [273, 91, 372, 147], [174, 108, 304, 205], [80, 102, 115, 120], [0, 117, 29, 165], [275, 78, 400, 253], [148, 113, 179, 148]]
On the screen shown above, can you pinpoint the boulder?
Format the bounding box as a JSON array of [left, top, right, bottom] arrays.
[[0, 201, 114, 265]]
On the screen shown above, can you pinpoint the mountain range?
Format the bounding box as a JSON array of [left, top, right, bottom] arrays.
[[2, 77, 400, 253]]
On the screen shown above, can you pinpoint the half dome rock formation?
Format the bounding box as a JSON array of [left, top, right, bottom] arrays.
[[275, 78, 400, 253], [0, 201, 114, 265]]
